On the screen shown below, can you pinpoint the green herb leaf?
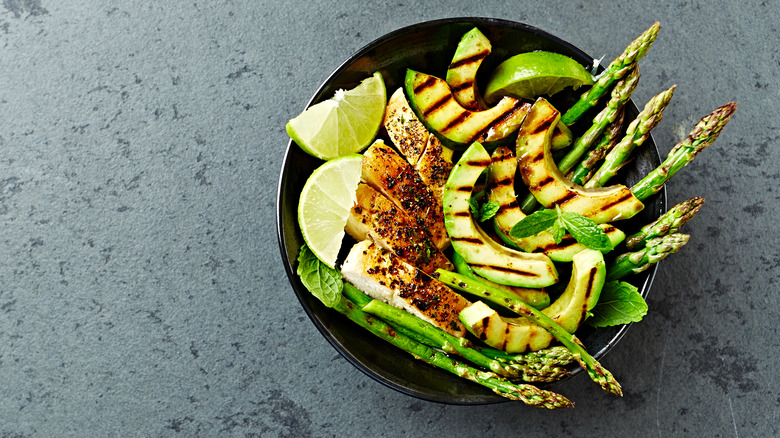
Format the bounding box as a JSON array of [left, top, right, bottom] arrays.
[[559, 212, 613, 251], [297, 243, 343, 308], [509, 209, 558, 238], [550, 219, 566, 244], [478, 201, 500, 222], [587, 281, 648, 328], [467, 197, 480, 218]]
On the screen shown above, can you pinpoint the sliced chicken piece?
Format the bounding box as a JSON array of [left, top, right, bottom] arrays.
[[341, 240, 469, 337], [345, 184, 454, 274], [414, 134, 454, 202], [383, 87, 430, 166], [362, 140, 449, 249]]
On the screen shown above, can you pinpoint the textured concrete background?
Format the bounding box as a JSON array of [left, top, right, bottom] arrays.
[[1, 0, 778, 436]]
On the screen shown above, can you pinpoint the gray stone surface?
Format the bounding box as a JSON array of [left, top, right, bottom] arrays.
[[0, 0, 777, 436]]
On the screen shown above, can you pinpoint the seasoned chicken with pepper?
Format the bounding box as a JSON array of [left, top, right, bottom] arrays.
[[341, 240, 470, 337], [361, 139, 449, 249], [383, 88, 455, 202], [345, 183, 453, 275]]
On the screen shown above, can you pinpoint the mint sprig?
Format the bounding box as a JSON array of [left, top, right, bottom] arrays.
[[468, 192, 500, 222], [587, 281, 648, 327], [509, 206, 613, 251], [297, 243, 343, 308]]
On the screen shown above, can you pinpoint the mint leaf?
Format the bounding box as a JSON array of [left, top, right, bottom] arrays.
[[587, 281, 648, 328], [297, 244, 343, 308], [479, 201, 500, 222], [509, 209, 558, 238], [559, 212, 612, 251], [467, 196, 480, 218], [550, 219, 566, 244]]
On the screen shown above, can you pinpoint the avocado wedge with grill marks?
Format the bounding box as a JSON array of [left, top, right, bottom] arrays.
[[488, 146, 625, 261], [446, 27, 491, 111], [459, 248, 606, 353], [516, 98, 644, 224], [442, 141, 558, 288], [406, 69, 530, 150]]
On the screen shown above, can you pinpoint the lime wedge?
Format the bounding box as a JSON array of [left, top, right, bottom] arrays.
[[298, 154, 363, 268], [287, 72, 386, 160], [484, 51, 594, 103]]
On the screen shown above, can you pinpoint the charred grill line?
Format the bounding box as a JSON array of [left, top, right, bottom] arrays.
[[450, 81, 473, 93], [554, 191, 580, 206], [470, 263, 541, 277], [413, 76, 437, 95], [469, 101, 530, 143], [448, 50, 490, 70], [423, 93, 453, 118], [441, 111, 471, 133], [596, 191, 634, 212], [450, 236, 484, 245], [531, 115, 557, 135]]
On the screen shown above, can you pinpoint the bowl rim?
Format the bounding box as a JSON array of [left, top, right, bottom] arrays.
[[276, 16, 666, 405]]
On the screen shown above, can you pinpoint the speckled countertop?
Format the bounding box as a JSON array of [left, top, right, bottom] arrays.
[[1, 1, 778, 436]]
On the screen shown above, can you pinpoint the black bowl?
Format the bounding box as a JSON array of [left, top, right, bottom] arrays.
[[277, 17, 666, 404]]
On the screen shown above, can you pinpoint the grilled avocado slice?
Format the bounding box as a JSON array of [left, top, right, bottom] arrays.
[[442, 141, 558, 288], [488, 146, 625, 261], [516, 98, 644, 224], [459, 248, 606, 353], [446, 27, 491, 111]]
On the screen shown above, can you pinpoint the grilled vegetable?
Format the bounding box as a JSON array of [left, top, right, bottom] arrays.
[[443, 142, 558, 288], [516, 98, 644, 224]]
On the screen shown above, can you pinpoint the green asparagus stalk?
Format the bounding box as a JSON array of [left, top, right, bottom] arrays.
[[344, 284, 567, 382], [582, 85, 677, 188], [606, 233, 690, 280], [360, 298, 522, 378], [561, 22, 660, 125], [480, 345, 575, 367], [520, 67, 641, 212], [631, 102, 737, 201], [566, 106, 626, 185], [625, 197, 704, 249], [435, 269, 623, 395], [334, 295, 573, 408]]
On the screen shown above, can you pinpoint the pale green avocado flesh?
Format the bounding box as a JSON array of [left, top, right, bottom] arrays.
[[459, 249, 606, 353]]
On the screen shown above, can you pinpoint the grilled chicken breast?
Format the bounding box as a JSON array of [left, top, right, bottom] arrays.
[[383, 87, 430, 166], [362, 139, 449, 249], [384, 88, 455, 202], [345, 183, 453, 274], [341, 240, 470, 337]]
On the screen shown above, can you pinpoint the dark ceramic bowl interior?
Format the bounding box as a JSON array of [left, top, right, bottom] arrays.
[[277, 17, 666, 404]]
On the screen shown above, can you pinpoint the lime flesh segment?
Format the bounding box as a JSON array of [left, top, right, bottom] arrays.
[[298, 154, 364, 268], [484, 51, 594, 103], [287, 72, 386, 160]]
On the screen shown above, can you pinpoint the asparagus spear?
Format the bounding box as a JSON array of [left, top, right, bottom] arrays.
[[520, 67, 641, 213], [334, 294, 573, 408], [343, 283, 567, 382], [631, 102, 737, 201], [561, 22, 661, 125], [625, 197, 704, 249], [566, 107, 626, 185], [582, 85, 677, 188], [606, 233, 690, 280], [435, 269, 623, 395], [359, 298, 521, 377], [480, 345, 575, 367]]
